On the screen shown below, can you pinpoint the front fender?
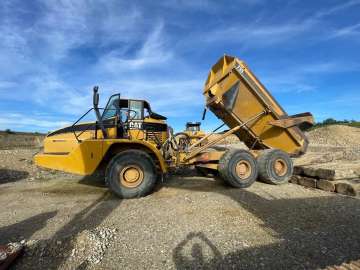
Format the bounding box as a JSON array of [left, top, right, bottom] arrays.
[[102, 139, 168, 173]]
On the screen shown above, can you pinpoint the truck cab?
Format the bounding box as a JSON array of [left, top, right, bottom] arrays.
[[101, 95, 168, 147], [42, 93, 168, 156]]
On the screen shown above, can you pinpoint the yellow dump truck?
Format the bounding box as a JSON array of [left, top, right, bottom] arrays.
[[35, 55, 313, 198]]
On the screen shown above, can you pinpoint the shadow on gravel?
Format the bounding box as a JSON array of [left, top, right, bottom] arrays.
[[170, 177, 360, 270], [0, 211, 57, 244], [78, 172, 106, 188], [24, 191, 121, 270], [0, 169, 29, 184], [173, 232, 222, 269]]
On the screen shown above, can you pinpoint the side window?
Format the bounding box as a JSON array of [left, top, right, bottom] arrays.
[[102, 96, 119, 120], [129, 100, 143, 120], [144, 107, 150, 118]]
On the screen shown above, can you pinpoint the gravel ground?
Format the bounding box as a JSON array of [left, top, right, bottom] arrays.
[[0, 149, 360, 270]]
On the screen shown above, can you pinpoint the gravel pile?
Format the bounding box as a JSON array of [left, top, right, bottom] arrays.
[[23, 227, 117, 269], [211, 134, 243, 145], [306, 125, 360, 147], [298, 125, 360, 163], [68, 227, 117, 266]]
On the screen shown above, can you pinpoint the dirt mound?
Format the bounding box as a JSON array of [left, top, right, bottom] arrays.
[[0, 132, 44, 149], [306, 125, 360, 147], [295, 125, 360, 166], [0, 149, 77, 183], [211, 134, 245, 146]]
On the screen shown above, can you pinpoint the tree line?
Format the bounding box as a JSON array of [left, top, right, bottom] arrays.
[[311, 118, 360, 129]]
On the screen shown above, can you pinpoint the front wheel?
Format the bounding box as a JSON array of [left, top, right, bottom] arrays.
[[105, 150, 157, 198], [218, 149, 258, 188]]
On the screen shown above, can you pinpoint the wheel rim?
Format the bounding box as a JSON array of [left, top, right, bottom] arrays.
[[235, 160, 252, 179], [119, 165, 144, 188], [274, 159, 287, 177]]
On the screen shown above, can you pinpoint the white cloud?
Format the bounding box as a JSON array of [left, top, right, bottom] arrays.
[[98, 22, 173, 72], [0, 0, 177, 117], [0, 0, 358, 132], [160, 0, 263, 11], [202, 21, 313, 48], [300, 62, 360, 73], [330, 23, 360, 38], [313, 0, 360, 19], [0, 113, 71, 131], [258, 61, 360, 94], [91, 78, 204, 117], [32, 0, 143, 59], [188, 0, 360, 48], [284, 92, 360, 121]]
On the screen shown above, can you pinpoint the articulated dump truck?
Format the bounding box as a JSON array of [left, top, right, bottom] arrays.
[[35, 55, 314, 198]]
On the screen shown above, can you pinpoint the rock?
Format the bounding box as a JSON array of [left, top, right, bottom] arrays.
[[302, 167, 335, 180], [294, 162, 360, 180], [298, 177, 317, 188], [335, 183, 357, 196], [294, 165, 336, 180], [62, 227, 118, 267], [289, 175, 300, 184], [317, 179, 335, 192], [293, 166, 304, 175], [0, 250, 7, 262]]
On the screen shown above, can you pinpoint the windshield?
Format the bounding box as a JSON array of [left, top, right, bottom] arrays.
[[102, 94, 120, 120]]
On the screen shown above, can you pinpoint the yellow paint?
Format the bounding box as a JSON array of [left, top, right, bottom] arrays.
[[35, 140, 103, 175], [183, 130, 206, 145], [204, 55, 311, 156], [35, 138, 168, 175], [36, 109, 170, 176]]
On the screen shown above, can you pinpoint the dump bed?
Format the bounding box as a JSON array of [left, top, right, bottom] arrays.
[[204, 55, 313, 156]]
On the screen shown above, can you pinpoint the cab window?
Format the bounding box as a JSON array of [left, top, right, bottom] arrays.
[[129, 100, 143, 120], [102, 95, 120, 120]]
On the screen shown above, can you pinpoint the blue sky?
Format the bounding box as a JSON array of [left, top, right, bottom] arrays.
[[0, 0, 359, 133]]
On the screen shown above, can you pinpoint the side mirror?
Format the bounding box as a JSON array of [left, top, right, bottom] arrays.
[[93, 86, 99, 108]]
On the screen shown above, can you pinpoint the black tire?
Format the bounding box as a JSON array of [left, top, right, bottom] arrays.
[[218, 149, 258, 188], [257, 149, 293, 185], [105, 150, 157, 198]]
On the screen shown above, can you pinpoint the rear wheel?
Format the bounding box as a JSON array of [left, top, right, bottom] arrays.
[[218, 149, 258, 188], [257, 149, 293, 185], [105, 150, 157, 198]]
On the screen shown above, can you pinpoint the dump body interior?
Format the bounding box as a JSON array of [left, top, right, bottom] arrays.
[[204, 55, 312, 156]]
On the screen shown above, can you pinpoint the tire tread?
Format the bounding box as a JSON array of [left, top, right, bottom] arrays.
[[258, 149, 293, 185], [105, 149, 157, 198]]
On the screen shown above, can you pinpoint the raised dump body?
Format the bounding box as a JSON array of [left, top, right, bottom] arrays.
[[204, 55, 313, 156]]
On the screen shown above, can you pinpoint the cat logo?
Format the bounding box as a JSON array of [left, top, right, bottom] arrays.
[[129, 121, 143, 130]]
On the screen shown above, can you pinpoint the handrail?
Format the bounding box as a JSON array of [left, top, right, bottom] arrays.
[[71, 108, 94, 142], [71, 107, 109, 142], [71, 107, 134, 142]]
